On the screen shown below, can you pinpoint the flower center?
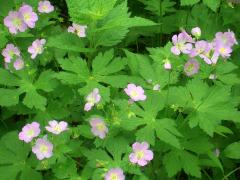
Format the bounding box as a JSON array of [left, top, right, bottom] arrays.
[[40, 145, 48, 153], [219, 47, 226, 54], [42, 5, 48, 11], [186, 64, 194, 73], [136, 151, 144, 160], [26, 129, 34, 137], [54, 125, 61, 132], [13, 18, 22, 27], [96, 123, 105, 131], [177, 42, 185, 50], [24, 13, 31, 21], [110, 173, 118, 180], [36, 46, 43, 54], [130, 90, 138, 98]]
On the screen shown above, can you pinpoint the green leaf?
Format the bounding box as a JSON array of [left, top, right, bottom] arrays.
[[138, 0, 176, 16], [23, 89, 47, 110], [67, 0, 117, 23], [224, 142, 240, 159], [163, 150, 201, 178], [0, 131, 38, 180], [0, 88, 20, 107], [155, 119, 182, 148], [180, 0, 200, 6], [136, 125, 155, 145], [56, 57, 90, 84], [203, 0, 220, 12], [47, 32, 91, 52], [105, 137, 129, 162], [0, 68, 20, 86], [35, 70, 57, 92]]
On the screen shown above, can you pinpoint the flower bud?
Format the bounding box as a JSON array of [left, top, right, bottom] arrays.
[[191, 27, 201, 38]]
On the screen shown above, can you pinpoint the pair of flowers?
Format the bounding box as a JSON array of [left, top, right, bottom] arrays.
[[2, 39, 46, 70], [4, 1, 54, 34], [18, 120, 68, 160], [84, 84, 147, 112], [68, 23, 88, 38], [104, 142, 153, 180]]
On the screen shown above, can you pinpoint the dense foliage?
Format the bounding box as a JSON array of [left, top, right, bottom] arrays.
[[0, 0, 240, 179]]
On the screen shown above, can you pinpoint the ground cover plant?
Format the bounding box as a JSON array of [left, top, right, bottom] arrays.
[[0, 0, 240, 179]]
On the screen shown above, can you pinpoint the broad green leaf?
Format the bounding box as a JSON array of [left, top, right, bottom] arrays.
[[163, 150, 201, 178], [0, 131, 39, 180], [203, 0, 221, 12], [35, 70, 57, 92], [47, 32, 91, 52], [155, 119, 182, 148], [0, 68, 20, 86], [224, 142, 240, 159], [181, 0, 200, 6], [23, 89, 47, 110], [0, 88, 20, 106]]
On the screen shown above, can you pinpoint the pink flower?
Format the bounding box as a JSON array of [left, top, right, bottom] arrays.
[[13, 58, 24, 70], [129, 142, 153, 166], [68, 23, 87, 38], [124, 84, 146, 102], [4, 11, 27, 34], [104, 168, 125, 180], [1, 44, 21, 63], [214, 45, 232, 59], [190, 40, 211, 58], [28, 39, 46, 59], [214, 30, 238, 47], [18, 122, 41, 143], [171, 32, 193, 55], [84, 88, 101, 111], [32, 137, 53, 160], [38, 1, 54, 13], [45, 120, 68, 135], [191, 27, 201, 38], [19, 5, 38, 28], [90, 118, 108, 139], [184, 59, 200, 76]]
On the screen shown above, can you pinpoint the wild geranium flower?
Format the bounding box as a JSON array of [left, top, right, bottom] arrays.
[[214, 45, 232, 59], [190, 40, 211, 58], [124, 84, 146, 102], [1, 44, 21, 63], [4, 11, 27, 34], [19, 5, 38, 28], [171, 32, 193, 55], [90, 117, 108, 139], [104, 168, 125, 180], [191, 27, 201, 38], [28, 39, 46, 59], [214, 30, 238, 47], [184, 59, 200, 76], [129, 141, 153, 166], [84, 88, 101, 111], [13, 58, 24, 70], [45, 120, 68, 135], [19, 122, 41, 143], [68, 23, 87, 38], [38, 1, 54, 13], [32, 137, 53, 160]]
